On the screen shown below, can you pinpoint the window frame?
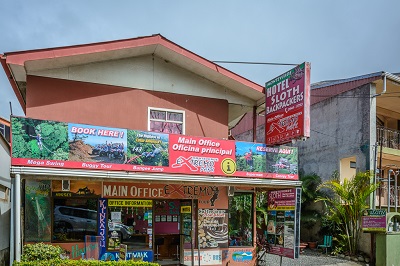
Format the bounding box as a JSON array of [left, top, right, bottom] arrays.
[[148, 107, 185, 134], [0, 123, 4, 137]]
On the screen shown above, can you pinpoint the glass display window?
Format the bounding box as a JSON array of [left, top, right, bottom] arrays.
[[107, 200, 153, 251], [52, 198, 98, 242]]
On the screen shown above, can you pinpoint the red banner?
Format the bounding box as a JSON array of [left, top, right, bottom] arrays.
[[11, 116, 298, 180], [169, 135, 235, 176]]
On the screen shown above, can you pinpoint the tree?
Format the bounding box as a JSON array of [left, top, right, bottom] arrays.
[[316, 171, 378, 256]]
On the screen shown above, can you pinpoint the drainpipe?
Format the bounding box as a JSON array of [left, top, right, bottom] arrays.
[[373, 142, 378, 209], [15, 174, 21, 262], [375, 73, 389, 209], [375, 72, 400, 97], [252, 106, 257, 142], [382, 73, 387, 95]]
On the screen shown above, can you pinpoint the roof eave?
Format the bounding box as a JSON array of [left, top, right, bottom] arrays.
[[0, 55, 26, 114], [4, 34, 264, 101]]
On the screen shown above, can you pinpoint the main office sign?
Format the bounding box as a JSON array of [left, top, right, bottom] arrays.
[[10, 116, 298, 180], [265, 62, 311, 145]]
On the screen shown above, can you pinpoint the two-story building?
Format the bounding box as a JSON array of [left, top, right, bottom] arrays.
[[2, 34, 302, 265]]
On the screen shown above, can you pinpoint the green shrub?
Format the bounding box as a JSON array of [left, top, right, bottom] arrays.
[[21, 242, 64, 261], [14, 259, 159, 265], [16, 242, 159, 266]]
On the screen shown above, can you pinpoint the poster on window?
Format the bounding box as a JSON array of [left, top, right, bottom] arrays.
[[267, 188, 301, 259], [24, 180, 51, 242], [11, 116, 298, 180], [198, 209, 229, 249]]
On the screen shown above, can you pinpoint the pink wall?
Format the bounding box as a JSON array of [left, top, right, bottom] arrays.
[[26, 76, 229, 139]]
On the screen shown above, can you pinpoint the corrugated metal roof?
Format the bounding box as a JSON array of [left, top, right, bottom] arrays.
[[310, 72, 386, 106], [311, 72, 383, 90]]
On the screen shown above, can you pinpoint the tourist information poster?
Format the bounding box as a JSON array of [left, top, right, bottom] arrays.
[[267, 188, 301, 259]]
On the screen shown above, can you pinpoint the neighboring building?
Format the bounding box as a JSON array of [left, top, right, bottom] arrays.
[[0, 117, 10, 143], [232, 71, 400, 254], [1, 35, 302, 265], [0, 117, 11, 266]]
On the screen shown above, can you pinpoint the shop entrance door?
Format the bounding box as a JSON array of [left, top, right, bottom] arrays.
[[180, 199, 197, 266]]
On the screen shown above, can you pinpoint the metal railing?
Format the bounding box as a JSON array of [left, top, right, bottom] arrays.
[[377, 184, 400, 206], [377, 126, 400, 150]]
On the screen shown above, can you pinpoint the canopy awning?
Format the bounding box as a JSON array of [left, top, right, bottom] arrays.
[[11, 166, 301, 189]]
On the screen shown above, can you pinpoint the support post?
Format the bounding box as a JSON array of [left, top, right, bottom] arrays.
[[9, 180, 14, 266], [388, 170, 391, 212], [15, 174, 21, 262]]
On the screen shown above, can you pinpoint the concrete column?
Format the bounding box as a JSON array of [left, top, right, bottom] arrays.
[[9, 180, 14, 266], [370, 83, 377, 208], [14, 174, 21, 262]]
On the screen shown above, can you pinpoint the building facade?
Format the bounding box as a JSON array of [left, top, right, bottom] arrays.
[[0, 117, 11, 266], [232, 71, 400, 254], [2, 35, 302, 265]]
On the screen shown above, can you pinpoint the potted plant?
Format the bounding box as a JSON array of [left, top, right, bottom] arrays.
[[308, 240, 318, 249], [300, 173, 325, 246]]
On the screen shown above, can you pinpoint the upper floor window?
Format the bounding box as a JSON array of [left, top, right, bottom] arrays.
[[0, 122, 10, 143], [148, 108, 185, 134]]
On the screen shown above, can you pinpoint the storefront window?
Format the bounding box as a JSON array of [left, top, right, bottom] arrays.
[[107, 202, 152, 251], [25, 180, 52, 242], [228, 192, 253, 247], [53, 198, 98, 242]]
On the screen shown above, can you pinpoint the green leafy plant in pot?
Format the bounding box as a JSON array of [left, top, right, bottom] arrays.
[[300, 173, 325, 246]]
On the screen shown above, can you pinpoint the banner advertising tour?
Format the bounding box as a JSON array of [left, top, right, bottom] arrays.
[[11, 116, 298, 180]]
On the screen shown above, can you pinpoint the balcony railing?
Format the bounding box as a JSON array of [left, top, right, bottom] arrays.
[[377, 184, 400, 209], [377, 126, 400, 150]]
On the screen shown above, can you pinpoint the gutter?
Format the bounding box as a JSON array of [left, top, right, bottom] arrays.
[[374, 71, 400, 97]]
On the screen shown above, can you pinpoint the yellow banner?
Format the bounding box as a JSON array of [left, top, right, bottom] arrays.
[[108, 199, 153, 207], [268, 206, 295, 211], [181, 206, 191, 213], [362, 228, 386, 232]]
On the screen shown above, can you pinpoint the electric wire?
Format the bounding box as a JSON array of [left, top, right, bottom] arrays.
[[212, 60, 298, 66]]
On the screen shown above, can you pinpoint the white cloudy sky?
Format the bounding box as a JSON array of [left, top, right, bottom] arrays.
[[1, 0, 399, 118]]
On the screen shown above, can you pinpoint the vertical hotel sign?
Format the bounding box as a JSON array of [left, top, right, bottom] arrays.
[[265, 62, 311, 145]]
